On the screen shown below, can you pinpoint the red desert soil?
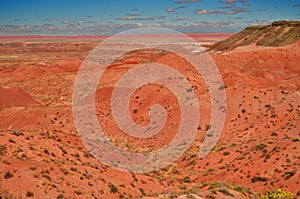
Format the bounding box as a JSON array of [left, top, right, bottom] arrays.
[[0, 87, 40, 108], [0, 34, 299, 199]]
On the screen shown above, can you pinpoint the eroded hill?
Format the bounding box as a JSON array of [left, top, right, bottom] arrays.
[[210, 21, 300, 52]]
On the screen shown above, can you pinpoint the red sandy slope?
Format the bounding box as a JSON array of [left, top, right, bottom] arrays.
[[0, 36, 299, 198]]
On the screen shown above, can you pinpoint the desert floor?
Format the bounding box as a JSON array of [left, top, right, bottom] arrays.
[[0, 34, 299, 198]]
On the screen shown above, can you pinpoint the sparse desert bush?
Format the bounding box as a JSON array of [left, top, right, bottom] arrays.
[[271, 146, 280, 152], [139, 187, 146, 195], [187, 160, 196, 166], [218, 85, 227, 90], [74, 190, 83, 195], [8, 138, 16, 143], [255, 143, 267, 151], [84, 151, 91, 158], [263, 153, 271, 162], [206, 168, 215, 173], [41, 170, 51, 181], [109, 183, 118, 193], [60, 168, 69, 175], [26, 191, 34, 197], [43, 148, 49, 155], [12, 130, 23, 136], [236, 156, 245, 160], [283, 170, 296, 180], [206, 193, 216, 199], [58, 146, 67, 154], [0, 144, 6, 155], [251, 176, 267, 183], [56, 194, 64, 199], [2, 160, 10, 165], [214, 145, 227, 152], [4, 171, 13, 179], [28, 145, 34, 150], [70, 167, 77, 172]]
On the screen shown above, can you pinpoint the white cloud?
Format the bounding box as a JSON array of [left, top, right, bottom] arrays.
[[195, 7, 250, 15], [195, 9, 235, 15], [195, 9, 208, 14], [62, 20, 71, 24], [166, 8, 175, 12]]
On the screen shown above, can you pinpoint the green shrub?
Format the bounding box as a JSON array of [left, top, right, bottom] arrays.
[[260, 189, 294, 199], [219, 188, 233, 196], [180, 176, 191, 183]]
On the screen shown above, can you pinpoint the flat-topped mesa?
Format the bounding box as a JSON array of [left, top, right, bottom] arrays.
[[210, 20, 300, 52], [245, 21, 300, 30], [270, 20, 300, 26]]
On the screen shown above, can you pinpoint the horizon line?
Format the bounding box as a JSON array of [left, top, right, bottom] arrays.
[[0, 33, 234, 39]]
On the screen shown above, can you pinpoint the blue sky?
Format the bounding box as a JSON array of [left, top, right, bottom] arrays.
[[0, 0, 299, 35]]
